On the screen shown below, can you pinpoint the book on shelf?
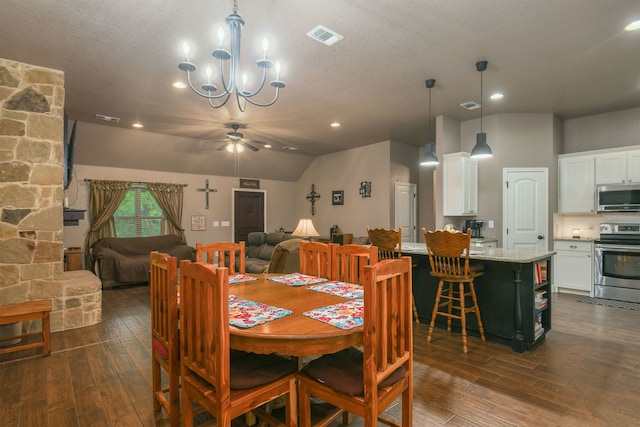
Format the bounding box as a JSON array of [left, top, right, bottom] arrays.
[[534, 326, 545, 340], [535, 289, 547, 301], [534, 261, 548, 284], [535, 297, 549, 310]]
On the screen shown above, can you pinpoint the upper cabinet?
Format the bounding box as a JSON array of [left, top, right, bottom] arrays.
[[443, 152, 478, 216], [558, 155, 595, 213], [595, 150, 640, 184]]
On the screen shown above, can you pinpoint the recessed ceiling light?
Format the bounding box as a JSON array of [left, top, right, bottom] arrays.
[[132, 122, 143, 128], [173, 81, 187, 89], [490, 93, 504, 100], [330, 122, 341, 127], [625, 20, 640, 31], [263, 143, 272, 148]]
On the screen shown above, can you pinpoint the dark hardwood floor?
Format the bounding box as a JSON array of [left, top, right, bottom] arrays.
[[1, 285, 639, 426]]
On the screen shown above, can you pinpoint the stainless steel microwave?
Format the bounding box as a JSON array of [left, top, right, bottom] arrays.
[[597, 183, 640, 212]]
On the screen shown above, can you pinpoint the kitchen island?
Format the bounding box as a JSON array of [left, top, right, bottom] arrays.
[[402, 243, 555, 352]]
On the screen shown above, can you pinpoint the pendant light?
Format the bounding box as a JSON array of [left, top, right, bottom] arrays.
[[470, 60, 493, 159], [420, 79, 439, 166]]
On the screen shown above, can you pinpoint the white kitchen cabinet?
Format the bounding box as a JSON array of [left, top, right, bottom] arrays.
[[595, 149, 640, 184], [553, 240, 593, 295], [471, 240, 496, 248], [443, 152, 478, 216], [558, 155, 595, 213]]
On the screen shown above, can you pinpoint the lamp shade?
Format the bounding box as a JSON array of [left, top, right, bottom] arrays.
[[291, 218, 320, 237], [420, 142, 439, 166], [471, 132, 492, 158]]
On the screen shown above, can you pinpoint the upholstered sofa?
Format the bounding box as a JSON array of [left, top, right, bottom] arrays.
[[245, 232, 298, 273], [92, 235, 195, 288]]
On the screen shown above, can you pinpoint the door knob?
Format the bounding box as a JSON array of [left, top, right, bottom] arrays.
[[537, 235, 544, 240]]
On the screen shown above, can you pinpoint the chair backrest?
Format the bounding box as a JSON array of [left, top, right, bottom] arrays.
[[362, 257, 413, 392], [179, 260, 230, 400], [330, 244, 378, 283], [366, 226, 402, 260], [421, 227, 472, 277], [196, 241, 246, 274], [299, 241, 332, 278], [267, 238, 303, 274], [150, 251, 178, 358]]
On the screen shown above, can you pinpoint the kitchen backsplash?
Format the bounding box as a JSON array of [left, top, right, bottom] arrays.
[[554, 212, 640, 238]]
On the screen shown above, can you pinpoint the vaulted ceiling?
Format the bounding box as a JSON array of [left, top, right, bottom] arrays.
[[2, 0, 639, 179]]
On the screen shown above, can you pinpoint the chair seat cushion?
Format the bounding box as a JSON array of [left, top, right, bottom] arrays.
[[152, 337, 169, 360], [305, 347, 406, 396], [230, 351, 297, 390]]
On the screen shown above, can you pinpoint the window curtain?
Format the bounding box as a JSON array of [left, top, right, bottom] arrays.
[[147, 182, 186, 241], [84, 180, 131, 272]]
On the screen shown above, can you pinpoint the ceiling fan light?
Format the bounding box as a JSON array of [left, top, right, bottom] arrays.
[[226, 144, 235, 153]]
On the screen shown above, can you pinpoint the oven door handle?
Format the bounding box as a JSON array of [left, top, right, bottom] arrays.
[[595, 244, 640, 252]]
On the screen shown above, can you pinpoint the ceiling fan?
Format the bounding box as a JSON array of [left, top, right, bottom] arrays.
[[216, 123, 266, 153]]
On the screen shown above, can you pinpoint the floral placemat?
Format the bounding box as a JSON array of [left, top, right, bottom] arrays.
[[229, 274, 258, 284], [307, 281, 364, 299], [228, 295, 292, 328], [268, 272, 328, 287], [303, 299, 364, 330]]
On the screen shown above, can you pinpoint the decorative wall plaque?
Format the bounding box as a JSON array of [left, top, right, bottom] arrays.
[[191, 214, 206, 231]]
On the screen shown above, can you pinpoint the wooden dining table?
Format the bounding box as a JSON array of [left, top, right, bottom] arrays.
[[228, 274, 363, 357]]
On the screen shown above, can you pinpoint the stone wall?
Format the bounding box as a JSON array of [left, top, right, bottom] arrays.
[[0, 57, 101, 332]]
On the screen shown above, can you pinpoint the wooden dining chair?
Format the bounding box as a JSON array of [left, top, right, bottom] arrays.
[[299, 241, 333, 278], [330, 243, 378, 283], [179, 260, 298, 427], [195, 241, 246, 274], [149, 251, 180, 427], [366, 226, 420, 323], [422, 227, 486, 353], [297, 257, 414, 427]]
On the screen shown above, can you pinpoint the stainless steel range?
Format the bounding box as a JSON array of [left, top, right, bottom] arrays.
[[595, 223, 640, 303]]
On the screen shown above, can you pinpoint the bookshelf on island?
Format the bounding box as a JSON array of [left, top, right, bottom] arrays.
[[402, 244, 555, 352]]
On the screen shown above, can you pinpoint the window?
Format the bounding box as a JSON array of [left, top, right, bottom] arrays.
[[114, 186, 163, 237]]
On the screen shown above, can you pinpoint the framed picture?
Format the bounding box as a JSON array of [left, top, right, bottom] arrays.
[[332, 190, 344, 205], [240, 179, 260, 189], [191, 214, 206, 231]]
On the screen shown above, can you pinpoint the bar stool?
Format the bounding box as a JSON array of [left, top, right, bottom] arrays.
[[422, 227, 485, 353]]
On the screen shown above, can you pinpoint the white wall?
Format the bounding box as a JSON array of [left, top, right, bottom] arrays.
[[63, 164, 298, 253]]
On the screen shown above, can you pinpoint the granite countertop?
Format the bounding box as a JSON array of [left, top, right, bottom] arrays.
[[553, 236, 597, 242], [401, 242, 555, 263]]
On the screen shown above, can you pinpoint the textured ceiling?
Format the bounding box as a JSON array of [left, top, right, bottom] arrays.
[[1, 0, 640, 179]]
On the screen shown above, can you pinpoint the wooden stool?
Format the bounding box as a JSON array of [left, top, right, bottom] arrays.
[[0, 300, 52, 357], [422, 227, 485, 353]]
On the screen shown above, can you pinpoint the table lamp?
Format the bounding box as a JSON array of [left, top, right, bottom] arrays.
[[292, 218, 320, 240]]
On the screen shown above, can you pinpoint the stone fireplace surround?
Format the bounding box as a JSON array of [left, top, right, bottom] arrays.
[[0, 57, 101, 334]]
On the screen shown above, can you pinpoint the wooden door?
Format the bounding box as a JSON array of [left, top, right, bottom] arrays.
[[233, 190, 266, 242]]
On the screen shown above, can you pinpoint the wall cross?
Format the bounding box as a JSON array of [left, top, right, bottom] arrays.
[[306, 183, 321, 216], [197, 179, 218, 209]]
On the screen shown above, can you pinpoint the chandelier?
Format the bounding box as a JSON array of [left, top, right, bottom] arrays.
[[178, 0, 286, 112]]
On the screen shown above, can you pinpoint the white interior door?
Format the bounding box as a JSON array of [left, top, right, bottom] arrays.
[[503, 168, 548, 250], [394, 182, 417, 242]]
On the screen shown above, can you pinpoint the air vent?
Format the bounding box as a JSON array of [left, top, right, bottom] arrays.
[[95, 114, 120, 123], [282, 145, 299, 151], [460, 101, 481, 110], [306, 25, 343, 46]]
